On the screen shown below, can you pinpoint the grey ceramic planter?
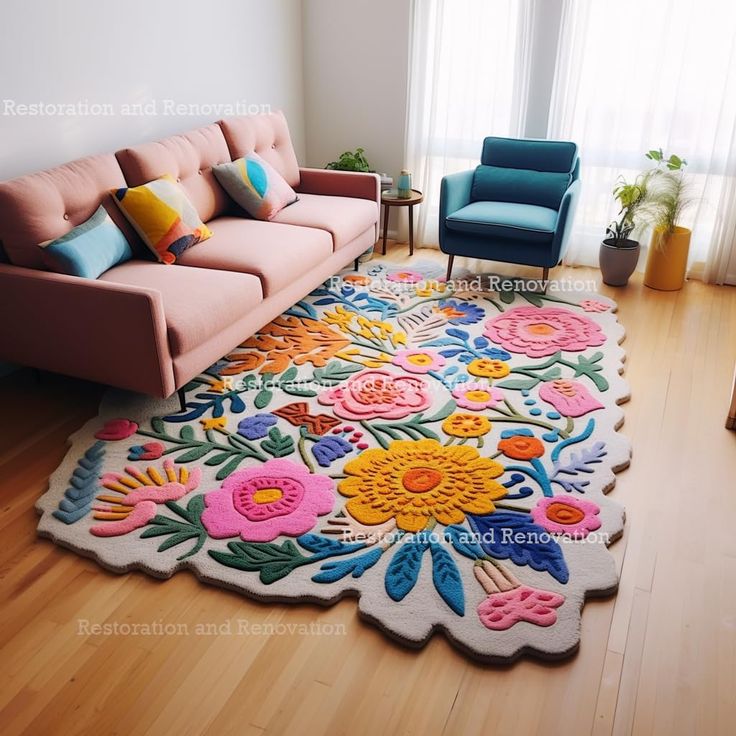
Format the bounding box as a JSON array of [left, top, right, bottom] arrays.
[[599, 239, 640, 286]]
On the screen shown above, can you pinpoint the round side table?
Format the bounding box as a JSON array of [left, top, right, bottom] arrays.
[[380, 189, 424, 256]]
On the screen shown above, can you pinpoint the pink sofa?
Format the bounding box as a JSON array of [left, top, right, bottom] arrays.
[[0, 112, 379, 399]]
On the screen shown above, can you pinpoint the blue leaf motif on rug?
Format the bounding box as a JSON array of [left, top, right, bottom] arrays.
[[468, 511, 570, 584], [385, 535, 429, 602], [430, 542, 465, 615], [52, 441, 106, 524]]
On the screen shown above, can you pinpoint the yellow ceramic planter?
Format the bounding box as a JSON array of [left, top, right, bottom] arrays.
[[643, 226, 691, 291]]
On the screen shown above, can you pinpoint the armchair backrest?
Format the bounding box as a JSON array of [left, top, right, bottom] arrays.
[[471, 137, 579, 210]]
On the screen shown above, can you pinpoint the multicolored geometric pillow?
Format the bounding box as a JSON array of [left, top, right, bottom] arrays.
[[112, 174, 212, 264], [213, 153, 298, 221]]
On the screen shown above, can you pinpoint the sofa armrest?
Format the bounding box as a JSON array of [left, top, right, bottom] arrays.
[[0, 263, 175, 397], [296, 168, 380, 204], [552, 179, 581, 264]]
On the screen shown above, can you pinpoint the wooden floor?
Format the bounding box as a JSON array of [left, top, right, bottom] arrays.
[[2, 246, 736, 736]]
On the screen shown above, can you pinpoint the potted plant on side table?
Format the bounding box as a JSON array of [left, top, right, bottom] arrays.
[[326, 148, 371, 172], [599, 176, 646, 286], [639, 149, 694, 291]]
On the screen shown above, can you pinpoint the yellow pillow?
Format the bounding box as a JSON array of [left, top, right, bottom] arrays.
[[112, 175, 211, 264]]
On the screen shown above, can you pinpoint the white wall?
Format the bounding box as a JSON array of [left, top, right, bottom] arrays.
[[302, 0, 411, 179], [0, 0, 305, 179]]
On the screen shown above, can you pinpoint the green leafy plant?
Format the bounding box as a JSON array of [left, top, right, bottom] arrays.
[[637, 148, 695, 244], [325, 148, 371, 172], [605, 176, 647, 247], [645, 148, 687, 171]]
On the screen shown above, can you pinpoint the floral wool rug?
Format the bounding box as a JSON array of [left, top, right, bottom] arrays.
[[37, 259, 630, 663]]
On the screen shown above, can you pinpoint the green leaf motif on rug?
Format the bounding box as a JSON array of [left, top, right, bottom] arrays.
[[209, 535, 365, 585], [140, 494, 208, 560]]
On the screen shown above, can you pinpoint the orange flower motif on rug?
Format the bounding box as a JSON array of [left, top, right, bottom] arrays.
[[498, 433, 545, 460], [339, 439, 506, 532], [221, 316, 351, 375], [442, 413, 492, 438]]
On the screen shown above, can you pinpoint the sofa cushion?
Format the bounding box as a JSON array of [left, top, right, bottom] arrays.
[[176, 216, 333, 296], [446, 201, 558, 243], [116, 124, 232, 223], [270, 193, 377, 251], [471, 165, 570, 209], [218, 111, 301, 188], [0, 154, 140, 269], [40, 205, 132, 278], [99, 260, 263, 356], [113, 175, 212, 264], [213, 153, 298, 221]]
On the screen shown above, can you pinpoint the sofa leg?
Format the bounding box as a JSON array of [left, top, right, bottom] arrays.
[[354, 258, 360, 271], [177, 387, 187, 413], [446, 255, 455, 282], [542, 267, 549, 281]]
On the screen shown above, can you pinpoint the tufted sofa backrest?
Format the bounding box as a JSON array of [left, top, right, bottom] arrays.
[[0, 154, 140, 269], [115, 124, 233, 223], [218, 110, 300, 188]]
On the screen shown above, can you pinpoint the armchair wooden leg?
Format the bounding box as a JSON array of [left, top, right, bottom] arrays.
[[446, 255, 455, 282], [542, 267, 549, 281]]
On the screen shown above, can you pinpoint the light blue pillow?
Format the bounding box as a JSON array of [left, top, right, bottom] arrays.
[[40, 205, 133, 278]]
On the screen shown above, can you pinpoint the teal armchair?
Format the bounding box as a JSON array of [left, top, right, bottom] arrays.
[[439, 137, 580, 280]]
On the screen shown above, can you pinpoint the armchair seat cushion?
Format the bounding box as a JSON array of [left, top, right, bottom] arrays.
[[445, 201, 558, 243]]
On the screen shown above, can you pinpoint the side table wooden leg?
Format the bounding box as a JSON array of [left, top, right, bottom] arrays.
[[409, 204, 415, 256], [382, 204, 389, 255]]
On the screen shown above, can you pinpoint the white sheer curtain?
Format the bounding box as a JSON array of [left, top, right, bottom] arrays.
[[548, 0, 736, 283], [404, 0, 535, 247]]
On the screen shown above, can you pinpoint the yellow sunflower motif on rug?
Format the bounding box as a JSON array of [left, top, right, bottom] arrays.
[[339, 438, 506, 532]]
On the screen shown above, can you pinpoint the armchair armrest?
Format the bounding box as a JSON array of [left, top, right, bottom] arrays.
[[0, 263, 175, 396], [440, 170, 475, 250], [552, 179, 581, 264], [296, 168, 380, 205]]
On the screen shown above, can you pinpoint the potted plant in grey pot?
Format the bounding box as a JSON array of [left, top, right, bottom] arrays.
[[599, 176, 646, 286]]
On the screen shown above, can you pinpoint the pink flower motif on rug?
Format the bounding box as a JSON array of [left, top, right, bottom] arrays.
[[539, 378, 604, 417], [317, 368, 433, 420], [201, 459, 335, 542], [579, 299, 611, 313], [473, 559, 565, 630], [392, 348, 446, 374], [90, 460, 201, 537], [386, 270, 424, 283], [451, 381, 503, 411], [531, 496, 601, 539], [95, 418, 139, 441], [477, 585, 565, 630], [484, 306, 605, 358]]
